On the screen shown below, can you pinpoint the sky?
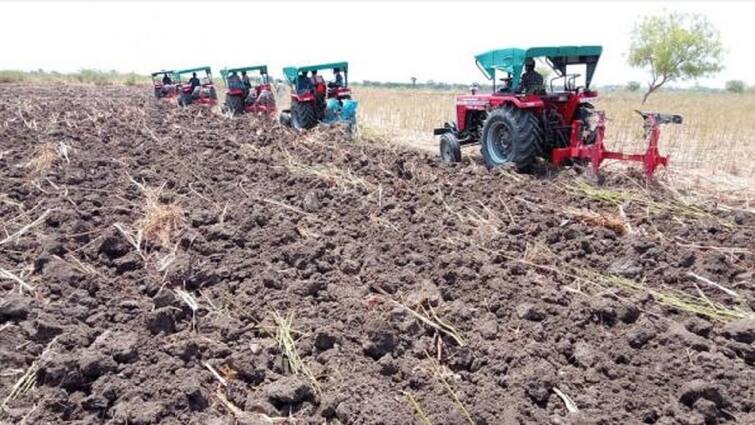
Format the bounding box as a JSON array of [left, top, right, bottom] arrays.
[[1, 1, 752, 88]]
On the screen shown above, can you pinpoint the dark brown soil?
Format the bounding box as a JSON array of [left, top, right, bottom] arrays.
[[1, 85, 754, 425]]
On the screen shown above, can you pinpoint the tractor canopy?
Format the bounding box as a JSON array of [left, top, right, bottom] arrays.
[[220, 65, 269, 87], [151, 70, 177, 78], [175, 66, 213, 82], [282, 61, 348, 86], [475, 46, 602, 90]]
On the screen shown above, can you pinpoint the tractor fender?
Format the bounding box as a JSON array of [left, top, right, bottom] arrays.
[[489, 96, 544, 110], [291, 92, 316, 103]]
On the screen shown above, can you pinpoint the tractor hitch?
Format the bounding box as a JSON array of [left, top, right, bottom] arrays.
[[551, 110, 682, 180]]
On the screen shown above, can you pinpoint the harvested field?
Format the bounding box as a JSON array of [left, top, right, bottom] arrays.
[[1, 85, 754, 425]]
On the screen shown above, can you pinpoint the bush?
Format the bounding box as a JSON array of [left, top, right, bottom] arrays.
[[626, 81, 641, 92], [725, 80, 745, 94], [76, 69, 112, 86], [124, 73, 140, 86], [0, 71, 27, 84]]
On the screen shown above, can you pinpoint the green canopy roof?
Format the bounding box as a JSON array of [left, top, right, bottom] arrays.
[[220, 65, 269, 86], [221, 65, 268, 75], [475, 46, 602, 90], [175, 66, 213, 77], [282, 61, 348, 85], [151, 70, 176, 77]]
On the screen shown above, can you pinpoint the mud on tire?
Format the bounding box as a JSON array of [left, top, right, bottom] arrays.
[[480, 106, 543, 171]]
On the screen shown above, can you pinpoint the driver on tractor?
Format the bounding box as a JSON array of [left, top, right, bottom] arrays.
[[296, 72, 312, 94], [518, 58, 544, 94], [331, 68, 344, 88], [188, 72, 202, 97], [312, 70, 327, 116], [162, 73, 172, 85], [241, 71, 251, 89], [227, 71, 243, 89]]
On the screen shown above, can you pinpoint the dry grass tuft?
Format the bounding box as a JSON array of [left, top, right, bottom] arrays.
[[282, 150, 374, 191], [564, 207, 629, 235], [271, 311, 321, 394], [387, 297, 465, 347], [449, 201, 504, 240], [134, 185, 185, 248], [2, 362, 38, 407], [568, 180, 717, 224], [452, 236, 754, 323], [26, 143, 57, 178]]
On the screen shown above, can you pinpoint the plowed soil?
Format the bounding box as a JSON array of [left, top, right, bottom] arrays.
[[1, 85, 754, 425]]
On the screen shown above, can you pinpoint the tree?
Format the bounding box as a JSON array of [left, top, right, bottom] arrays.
[[725, 80, 745, 94], [411, 77, 417, 87], [626, 81, 641, 92], [628, 12, 724, 104]]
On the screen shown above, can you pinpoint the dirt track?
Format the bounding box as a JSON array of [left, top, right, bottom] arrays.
[[1, 85, 754, 425]]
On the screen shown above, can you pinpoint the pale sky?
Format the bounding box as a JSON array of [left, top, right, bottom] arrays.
[[1, 1, 752, 87]]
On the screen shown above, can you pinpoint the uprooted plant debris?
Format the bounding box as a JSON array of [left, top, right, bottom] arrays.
[[1, 85, 754, 425]]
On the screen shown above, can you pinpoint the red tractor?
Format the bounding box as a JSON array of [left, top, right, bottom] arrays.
[[220, 65, 276, 117], [279, 62, 356, 131], [151, 70, 178, 101], [434, 46, 682, 179], [175, 66, 218, 107]]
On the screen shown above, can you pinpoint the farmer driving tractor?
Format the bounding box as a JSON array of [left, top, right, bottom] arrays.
[[518, 58, 544, 94]]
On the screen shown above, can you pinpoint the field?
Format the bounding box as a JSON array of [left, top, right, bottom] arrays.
[[355, 87, 755, 180], [1, 85, 754, 425]]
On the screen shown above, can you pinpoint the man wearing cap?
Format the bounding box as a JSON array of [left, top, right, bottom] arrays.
[[519, 58, 543, 94]]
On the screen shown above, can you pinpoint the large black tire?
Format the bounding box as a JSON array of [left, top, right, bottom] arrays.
[[279, 111, 292, 127], [480, 106, 543, 171], [225, 95, 244, 116], [178, 92, 192, 107], [291, 101, 318, 130], [439, 133, 462, 163]]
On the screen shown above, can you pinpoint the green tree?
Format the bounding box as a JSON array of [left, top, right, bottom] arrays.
[[626, 81, 641, 92], [628, 12, 724, 104], [725, 80, 745, 94]]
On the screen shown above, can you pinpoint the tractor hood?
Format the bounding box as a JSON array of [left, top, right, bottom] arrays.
[[475, 46, 602, 90]]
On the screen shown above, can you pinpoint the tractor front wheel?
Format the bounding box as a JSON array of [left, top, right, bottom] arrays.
[[480, 107, 543, 171], [279, 111, 292, 127], [439, 133, 462, 163], [291, 101, 318, 130]]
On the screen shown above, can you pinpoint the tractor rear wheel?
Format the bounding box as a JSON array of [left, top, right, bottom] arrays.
[[292, 101, 318, 130], [178, 92, 192, 107], [439, 133, 462, 163], [225, 95, 244, 116], [480, 106, 543, 171]]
